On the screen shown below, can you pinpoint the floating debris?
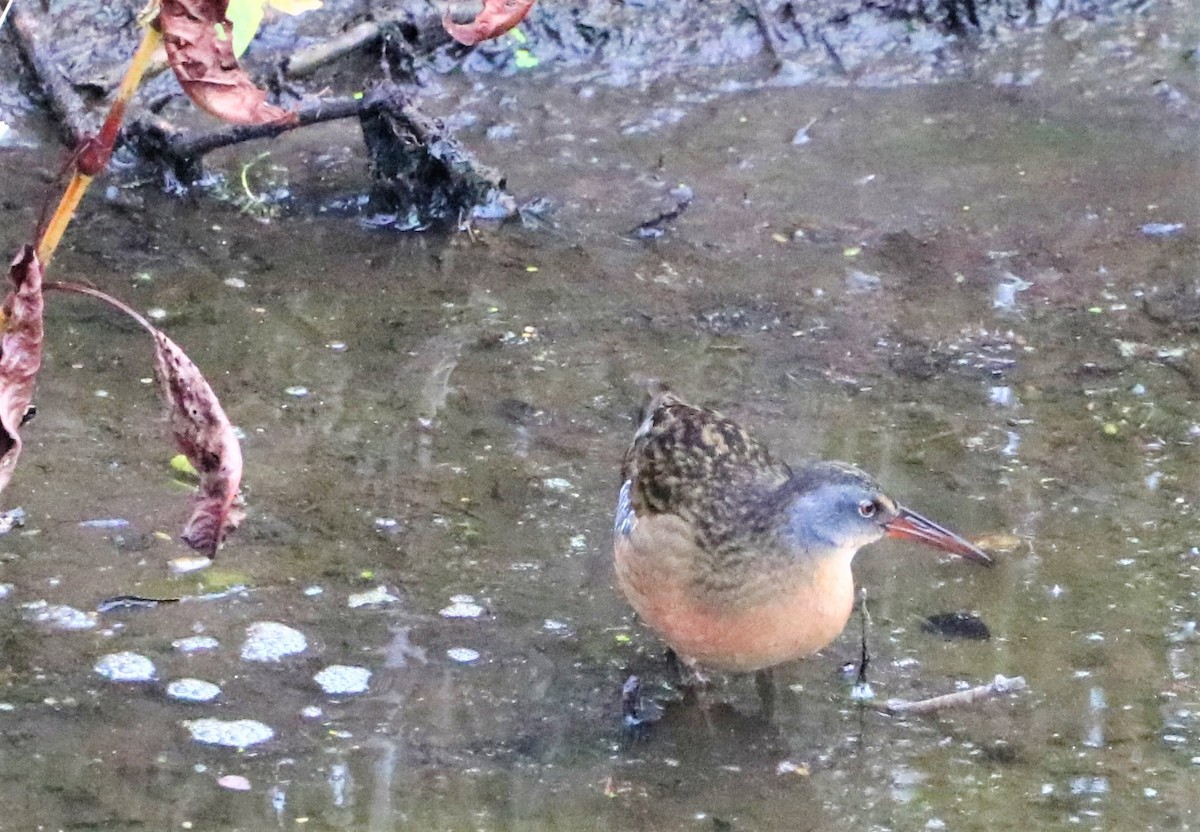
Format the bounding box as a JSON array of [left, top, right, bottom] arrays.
[[988, 386, 1014, 407], [184, 718, 274, 748], [217, 774, 251, 791], [173, 635, 220, 653], [993, 273, 1032, 310], [167, 678, 222, 703], [543, 619, 568, 632], [791, 117, 818, 146], [169, 556, 212, 575], [240, 622, 307, 662], [850, 681, 875, 702], [300, 705, 324, 720], [0, 584, 12, 600], [347, 586, 399, 608], [314, 665, 371, 696], [1141, 222, 1185, 237], [78, 518, 130, 529], [303, 585, 324, 597], [446, 647, 480, 663], [94, 651, 157, 683], [24, 602, 97, 630], [542, 477, 573, 492], [776, 760, 811, 776], [845, 269, 882, 294], [439, 595, 485, 619], [284, 386, 310, 398], [0, 507, 25, 535]]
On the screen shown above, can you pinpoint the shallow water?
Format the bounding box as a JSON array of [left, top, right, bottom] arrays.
[[2, 14, 1200, 831]]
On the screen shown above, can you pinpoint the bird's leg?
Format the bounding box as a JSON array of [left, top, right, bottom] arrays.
[[666, 647, 710, 691], [754, 668, 776, 719], [856, 588, 871, 686], [850, 587, 875, 702], [620, 674, 656, 742]]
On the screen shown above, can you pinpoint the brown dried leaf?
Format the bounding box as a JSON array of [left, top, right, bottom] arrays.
[[442, 0, 535, 46], [0, 247, 44, 494], [44, 282, 243, 557], [152, 331, 244, 557], [159, 0, 298, 126]]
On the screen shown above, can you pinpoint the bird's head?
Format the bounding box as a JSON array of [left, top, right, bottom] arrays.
[[785, 462, 992, 566]]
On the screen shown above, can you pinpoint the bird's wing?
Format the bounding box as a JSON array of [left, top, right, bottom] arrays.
[[621, 389, 794, 549]]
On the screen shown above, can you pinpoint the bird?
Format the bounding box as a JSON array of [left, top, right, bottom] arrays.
[[613, 385, 992, 709]]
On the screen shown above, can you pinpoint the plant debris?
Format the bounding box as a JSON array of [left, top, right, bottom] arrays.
[[159, 0, 298, 126], [46, 282, 243, 557], [0, 247, 44, 496], [442, 0, 535, 46]]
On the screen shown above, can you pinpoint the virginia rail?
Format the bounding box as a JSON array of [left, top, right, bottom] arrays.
[[614, 386, 992, 700]]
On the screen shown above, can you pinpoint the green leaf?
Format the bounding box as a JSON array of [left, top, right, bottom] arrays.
[[514, 48, 539, 69], [170, 453, 200, 479], [225, 0, 266, 57]]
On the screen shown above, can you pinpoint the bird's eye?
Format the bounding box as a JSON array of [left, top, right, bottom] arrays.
[[858, 499, 877, 518]]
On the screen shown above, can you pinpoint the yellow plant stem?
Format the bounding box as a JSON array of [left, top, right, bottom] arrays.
[[37, 25, 163, 267], [36, 172, 91, 268]]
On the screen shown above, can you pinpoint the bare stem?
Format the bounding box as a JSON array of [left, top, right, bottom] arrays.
[[44, 281, 156, 335], [36, 26, 163, 267], [882, 675, 1027, 716]]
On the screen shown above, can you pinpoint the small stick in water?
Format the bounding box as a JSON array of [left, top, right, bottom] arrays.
[[883, 674, 1027, 716]]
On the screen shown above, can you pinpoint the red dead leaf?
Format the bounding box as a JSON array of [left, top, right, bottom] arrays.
[[0, 247, 44, 495], [442, 0, 535, 46], [152, 330, 244, 557], [159, 0, 298, 126], [44, 282, 243, 557]]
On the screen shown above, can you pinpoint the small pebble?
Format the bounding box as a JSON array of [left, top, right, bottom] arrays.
[[447, 647, 480, 663], [314, 665, 371, 696], [184, 718, 274, 748], [173, 635, 220, 653], [223, 277, 247, 289], [300, 705, 324, 720], [167, 678, 222, 703], [303, 585, 324, 597], [542, 477, 573, 492], [0, 583, 12, 600], [240, 622, 307, 662], [94, 651, 157, 683]]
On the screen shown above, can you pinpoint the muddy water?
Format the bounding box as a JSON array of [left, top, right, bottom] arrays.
[[2, 34, 1200, 832]]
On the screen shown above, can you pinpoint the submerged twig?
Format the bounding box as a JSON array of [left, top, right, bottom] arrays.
[[883, 674, 1027, 716]]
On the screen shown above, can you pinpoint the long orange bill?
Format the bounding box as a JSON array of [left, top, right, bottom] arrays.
[[885, 507, 993, 566]]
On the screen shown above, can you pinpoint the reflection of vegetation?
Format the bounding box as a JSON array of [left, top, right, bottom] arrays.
[[453, 516, 484, 545], [228, 151, 288, 220]]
